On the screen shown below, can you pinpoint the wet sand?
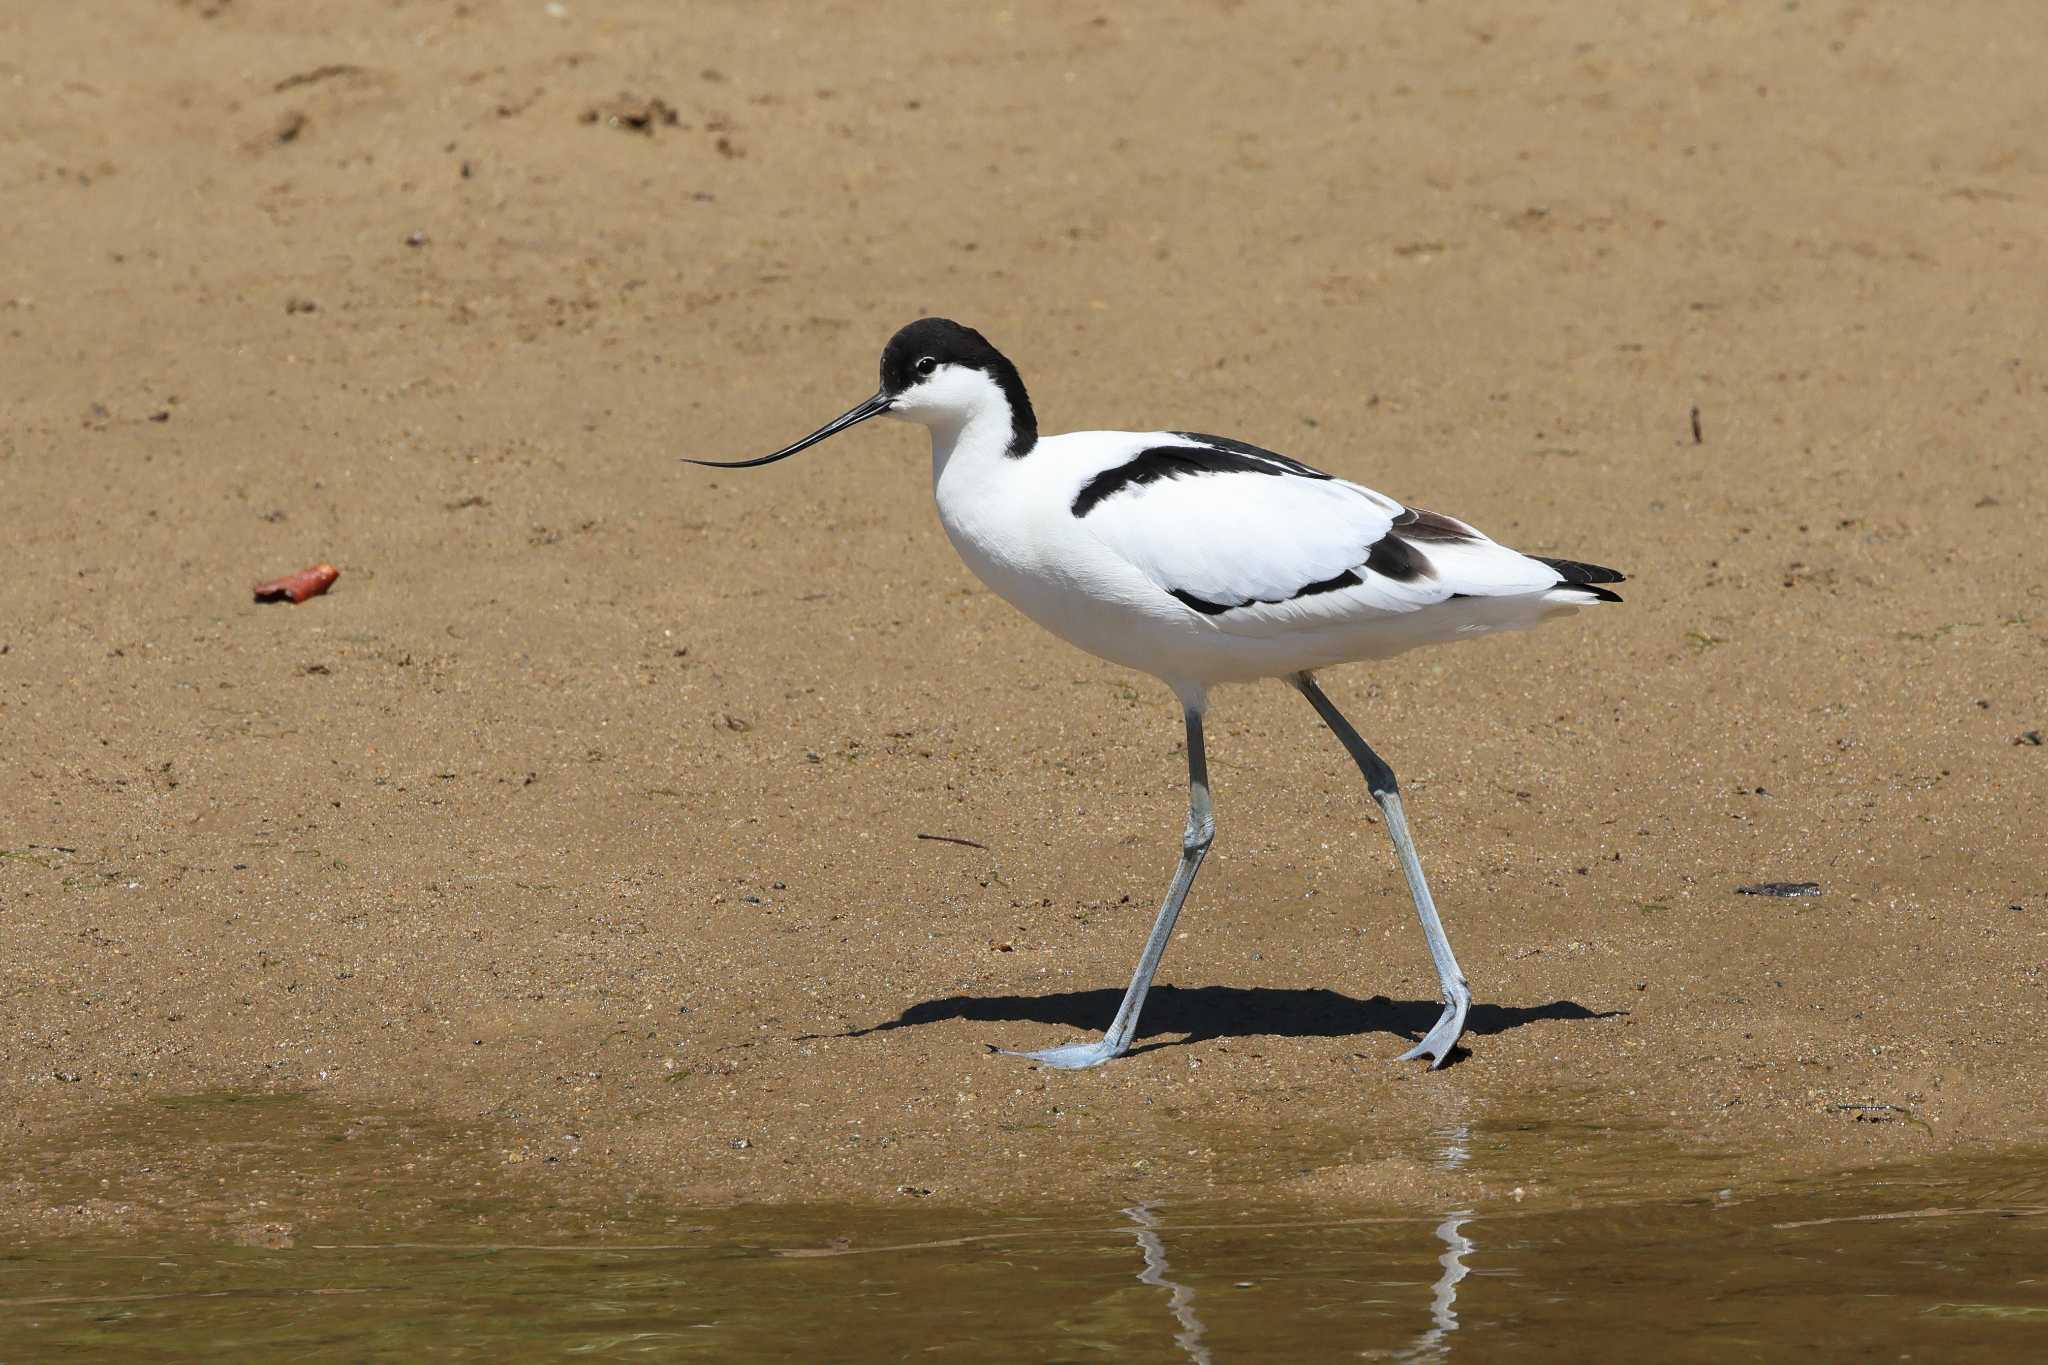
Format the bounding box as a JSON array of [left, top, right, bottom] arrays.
[[5, 1093, 2043, 1359], [3, 0, 2045, 1228]]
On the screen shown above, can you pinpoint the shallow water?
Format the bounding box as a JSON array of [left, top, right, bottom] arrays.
[[2, 1097, 2043, 1361]]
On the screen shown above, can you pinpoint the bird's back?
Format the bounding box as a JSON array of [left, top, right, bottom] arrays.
[[934, 426, 1623, 689]]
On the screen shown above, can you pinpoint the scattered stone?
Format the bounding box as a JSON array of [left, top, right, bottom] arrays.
[[1737, 882, 1821, 898], [285, 297, 318, 314], [580, 94, 682, 135], [2016, 730, 2042, 746]]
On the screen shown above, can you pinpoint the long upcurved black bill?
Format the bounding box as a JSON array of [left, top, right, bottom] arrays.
[[682, 392, 893, 468]]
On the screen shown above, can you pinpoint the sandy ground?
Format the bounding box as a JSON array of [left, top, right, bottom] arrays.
[[3, 0, 2045, 1230]]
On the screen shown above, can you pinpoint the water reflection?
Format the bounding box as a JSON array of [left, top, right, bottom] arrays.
[[1127, 1202, 1214, 1365], [1383, 1117, 1479, 1359], [1436, 1120, 1472, 1172], [5, 1091, 2043, 1361], [1125, 1191, 1474, 1364], [1399, 1209, 1475, 1362]]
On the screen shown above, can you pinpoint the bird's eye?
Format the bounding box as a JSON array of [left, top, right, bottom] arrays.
[[914, 356, 938, 377]]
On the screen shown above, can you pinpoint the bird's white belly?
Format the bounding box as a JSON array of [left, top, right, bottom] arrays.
[[934, 489, 1292, 689]]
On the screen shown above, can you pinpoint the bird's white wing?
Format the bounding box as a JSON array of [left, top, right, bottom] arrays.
[[1071, 434, 1569, 631], [1083, 463, 1401, 606]]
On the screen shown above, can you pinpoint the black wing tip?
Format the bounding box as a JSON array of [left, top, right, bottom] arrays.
[[1533, 555, 1628, 586], [1558, 582, 1625, 604]]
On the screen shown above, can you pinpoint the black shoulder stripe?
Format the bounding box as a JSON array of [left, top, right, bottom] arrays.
[[1168, 432, 1333, 480], [1072, 435, 1331, 518], [1532, 555, 1627, 585]]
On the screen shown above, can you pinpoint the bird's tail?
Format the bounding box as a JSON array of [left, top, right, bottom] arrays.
[[1533, 555, 1626, 604]]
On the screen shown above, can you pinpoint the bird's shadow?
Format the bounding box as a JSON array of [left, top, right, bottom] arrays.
[[810, 985, 1621, 1067]]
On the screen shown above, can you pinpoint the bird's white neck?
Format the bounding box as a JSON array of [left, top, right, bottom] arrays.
[[927, 392, 1022, 484]]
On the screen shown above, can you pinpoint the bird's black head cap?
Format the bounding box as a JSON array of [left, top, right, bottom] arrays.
[[880, 317, 1037, 457]]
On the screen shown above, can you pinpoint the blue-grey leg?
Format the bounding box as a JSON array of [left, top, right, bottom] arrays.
[[997, 705, 1215, 1070], [1292, 672, 1471, 1067]]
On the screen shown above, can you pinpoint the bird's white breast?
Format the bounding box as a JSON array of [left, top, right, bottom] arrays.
[[932, 430, 1194, 672]]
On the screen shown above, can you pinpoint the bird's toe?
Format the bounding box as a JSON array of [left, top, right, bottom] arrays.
[[994, 1039, 1123, 1071], [1397, 995, 1471, 1069]]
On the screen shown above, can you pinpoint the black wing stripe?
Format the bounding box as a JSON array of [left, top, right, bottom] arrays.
[[1390, 506, 1482, 543], [1167, 565, 1365, 616], [1363, 532, 1436, 583], [1161, 527, 1436, 616], [1168, 588, 1233, 615]]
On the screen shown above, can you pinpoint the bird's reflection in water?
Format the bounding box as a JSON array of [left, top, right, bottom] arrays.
[[1126, 1122, 1477, 1365], [1437, 1120, 1472, 1172], [1398, 1209, 1475, 1362], [1126, 1202, 1214, 1365], [1399, 1119, 1477, 1360]]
